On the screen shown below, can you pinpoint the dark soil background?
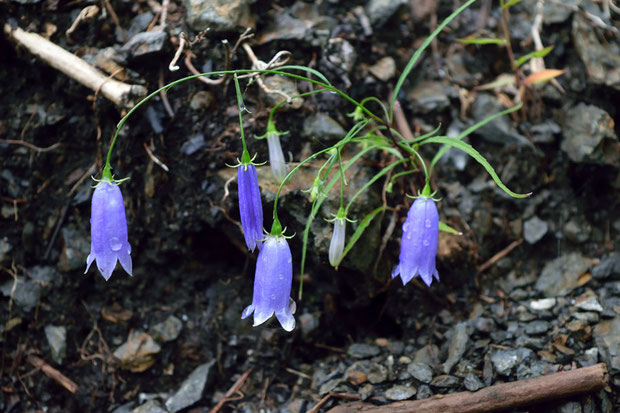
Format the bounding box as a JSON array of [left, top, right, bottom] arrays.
[[0, 0, 619, 412]]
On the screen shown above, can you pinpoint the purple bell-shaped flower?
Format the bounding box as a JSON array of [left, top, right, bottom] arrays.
[[392, 196, 439, 286], [241, 234, 296, 331], [238, 164, 264, 252], [85, 180, 132, 280]]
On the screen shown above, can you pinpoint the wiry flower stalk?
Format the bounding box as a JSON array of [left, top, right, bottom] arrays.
[[392, 196, 439, 286], [85, 180, 132, 280], [237, 164, 264, 252], [267, 132, 287, 182], [242, 234, 296, 331]]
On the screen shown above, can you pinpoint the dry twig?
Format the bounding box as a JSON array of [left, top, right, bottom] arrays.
[[27, 354, 78, 394], [327, 363, 609, 413], [4, 23, 146, 110], [209, 368, 252, 413]]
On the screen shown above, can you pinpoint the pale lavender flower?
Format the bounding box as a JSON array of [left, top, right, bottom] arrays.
[[328, 217, 346, 268], [392, 197, 439, 286], [85, 181, 132, 280], [238, 164, 264, 252], [241, 235, 296, 331], [267, 132, 287, 182]]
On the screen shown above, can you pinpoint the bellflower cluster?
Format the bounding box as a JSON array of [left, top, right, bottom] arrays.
[[242, 230, 296, 331], [85, 179, 132, 281], [392, 196, 439, 287], [237, 163, 264, 252]]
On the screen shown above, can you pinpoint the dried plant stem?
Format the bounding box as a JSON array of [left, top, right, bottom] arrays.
[[4, 23, 147, 110], [327, 363, 608, 413]]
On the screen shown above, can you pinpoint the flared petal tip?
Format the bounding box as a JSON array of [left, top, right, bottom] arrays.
[[241, 304, 254, 319], [276, 310, 296, 332]]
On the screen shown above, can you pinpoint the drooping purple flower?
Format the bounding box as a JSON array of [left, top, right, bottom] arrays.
[[85, 181, 132, 281], [241, 235, 296, 331], [328, 217, 346, 268], [238, 164, 264, 252], [267, 132, 287, 182], [392, 197, 439, 286]]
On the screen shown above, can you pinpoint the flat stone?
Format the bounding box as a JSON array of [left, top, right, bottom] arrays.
[[261, 76, 304, 110], [122, 30, 167, 58], [113, 332, 161, 373], [416, 384, 432, 400], [593, 316, 620, 374], [592, 253, 620, 280], [44, 325, 66, 364], [408, 81, 451, 113], [150, 315, 183, 342], [183, 0, 253, 31], [407, 362, 433, 384], [132, 400, 167, 413], [471, 94, 531, 146], [575, 295, 603, 313], [385, 385, 416, 401], [535, 253, 594, 297], [560, 103, 618, 166], [524, 320, 549, 335], [165, 360, 215, 412], [443, 322, 469, 374], [573, 13, 620, 91], [365, 0, 407, 27], [523, 216, 548, 244], [491, 348, 534, 376], [529, 298, 556, 311], [302, 113, 346, 141], [464, 372, 484, 391], [368, 57, 396, 81], [345, 360, 388, 384], [0, 277, 41, 313], [430, 374, 459, 388]]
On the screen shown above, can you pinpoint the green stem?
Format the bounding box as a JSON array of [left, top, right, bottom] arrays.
[[233, 74, 250, 163]]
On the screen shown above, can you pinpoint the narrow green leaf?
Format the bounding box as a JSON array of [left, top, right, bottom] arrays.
[[390, 0, 477, 121], [515, 46, 554, 68], [429, 103, 522, 171], [277, 65, 332, 86], [501, 0, 523, 9], [340, 206, 388, 264], [439, 221, 462, 235], [422, 137, 532, 198], [457, 37, 506, 45]]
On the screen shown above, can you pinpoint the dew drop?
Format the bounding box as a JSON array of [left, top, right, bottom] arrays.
[[403, 223, 409, 232], [287, 258, 292, 264], [406, 233, 412, 240], [279, 273, 284, 280], [271, 294, 276, 300], [423, 239, 430, 246], [425, 219, 432, 228], [109, 237, 122, 251]]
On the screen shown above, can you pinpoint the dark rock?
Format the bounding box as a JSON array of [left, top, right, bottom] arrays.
[[408, 81, 452, 113], [592, 253, 620, 280], [443, 322, 469, 374], [463, 372, 484, 391], [473, 317, 496, 333], [416, 384, 432, 400], [535, 253, 594, 297], [58, 226, 90, 272], [593, 316, 620, 374], [302, 114, 346, 141], [471, 94, 531, 146], [407, 362, 433, 384], [365, 0, 407, 27], [348, 343, 380, 359], [180, 134, 206, 156], [165, 360, 215, 412], [430, 375, 459, 388], [524, 320, 549, 335], [385, 384, 416, 401], [523, 216, 548, 244], [132, 400, 167, 413], [183, 0, 253, 32], [490, 348, 534, 376], [44, 325, 66, 364], [257, 2, 333, 46], [560, 103, 618, 166], [0, 277, 41, 312], [122, 30, 167, 59]]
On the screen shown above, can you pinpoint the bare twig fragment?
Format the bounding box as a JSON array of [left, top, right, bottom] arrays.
[[4, 23, 147, 110], [27, 354, 78, 394], [327, 363, 609, 413]]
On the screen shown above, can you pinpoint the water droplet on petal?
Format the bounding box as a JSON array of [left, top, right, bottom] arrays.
[[287, 258, 292, 264], [271, 294, 276, 300], [279, 273, 284, 280], [423, 239, 430, 246], [425, 219, 431, 228], [109, 237, 122, 251], [406, 233, 412, 240], [403, 223, 409, 232]]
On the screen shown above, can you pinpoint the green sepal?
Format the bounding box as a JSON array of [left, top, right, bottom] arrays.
[[439, 221, 462, 235]]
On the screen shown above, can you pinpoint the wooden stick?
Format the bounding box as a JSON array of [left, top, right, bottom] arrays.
[[327, 363, 608, 413], [27, 354, 78, 394], [4, 22, 147, 110]]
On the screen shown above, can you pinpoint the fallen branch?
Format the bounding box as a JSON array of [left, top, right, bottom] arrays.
[[4, 22, 147, 110], [326, 363, 608, 413], [27, 354, 78, 394]]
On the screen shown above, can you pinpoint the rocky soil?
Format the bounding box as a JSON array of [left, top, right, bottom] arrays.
[[0, 0, 619, 412]]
